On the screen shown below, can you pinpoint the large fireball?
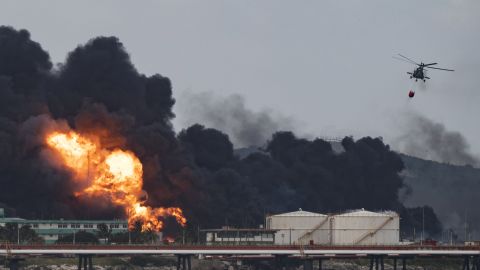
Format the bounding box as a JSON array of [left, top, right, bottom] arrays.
[[46, 130, 186, 231]]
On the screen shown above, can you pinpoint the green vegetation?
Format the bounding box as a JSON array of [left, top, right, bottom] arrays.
[[0, 223, 43, 243], [56, 230, 99, 244], [54, 222, 160, 244]]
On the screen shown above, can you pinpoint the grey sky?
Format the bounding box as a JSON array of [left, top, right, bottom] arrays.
[[1, 1, 479, 155]]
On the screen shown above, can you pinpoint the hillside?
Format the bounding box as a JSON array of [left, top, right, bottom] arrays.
[[400, 154, 480, 239]]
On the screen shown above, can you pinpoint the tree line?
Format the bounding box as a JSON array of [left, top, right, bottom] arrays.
[[0, 221, 165, 244]]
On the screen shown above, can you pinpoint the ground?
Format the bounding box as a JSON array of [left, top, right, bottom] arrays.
[[0, 256, 467, 270]]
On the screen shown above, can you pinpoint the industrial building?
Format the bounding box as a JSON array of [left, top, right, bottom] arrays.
[[201, 227, 277, 245], [0, 208, 128, 243], [2, 207, 400, 245], [266, 209, 400, 245]]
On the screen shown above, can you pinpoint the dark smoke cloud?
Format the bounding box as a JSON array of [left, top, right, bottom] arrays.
[[0, 27, 52, 94], [176, 91, 296, 147], [395, 113, 479, 167], [0, 26, 189, 221], [0, 26, 440, 237], [178, 126, 439, 235]]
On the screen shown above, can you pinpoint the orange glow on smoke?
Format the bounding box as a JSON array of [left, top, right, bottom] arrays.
[[46, 131, 186, 231]]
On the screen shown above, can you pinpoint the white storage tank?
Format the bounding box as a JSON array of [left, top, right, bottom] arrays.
[[330, 209, 399, 245], [266, 209, 330, 245]]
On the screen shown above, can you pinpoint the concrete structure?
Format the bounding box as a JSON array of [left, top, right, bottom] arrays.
[[266, 209, 330, 245], [1, 243, 480, 255], [0, 208, 128, 243], [201, 227, 276, 245], [330, 209, 400, 245], [1, 245, 480, 270]]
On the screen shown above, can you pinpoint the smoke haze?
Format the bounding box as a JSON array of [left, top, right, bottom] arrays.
[[401, 154, 480, 239], [176, 91, 296, 147], [395, 113, 479, 167], [391, 113, 480, 238]]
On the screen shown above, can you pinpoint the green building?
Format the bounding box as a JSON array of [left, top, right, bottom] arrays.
[[0, 208, 128, 243]]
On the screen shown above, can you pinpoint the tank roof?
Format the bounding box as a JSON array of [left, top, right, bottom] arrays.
[[335, 209, 398, 217], [270, 208, 327, 217]]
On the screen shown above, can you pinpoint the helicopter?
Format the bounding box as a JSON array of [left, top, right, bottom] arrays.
[[393, 54, 454, 82]]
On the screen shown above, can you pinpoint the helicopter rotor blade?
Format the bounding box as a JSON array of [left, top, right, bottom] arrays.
[[423, 63, 438, 66], [392, 56, 416, 65], [397, 54, 419, 65], [425, 66, 454, 71]]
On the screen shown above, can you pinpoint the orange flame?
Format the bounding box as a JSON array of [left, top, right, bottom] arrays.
[[46, 130, 186, 231]]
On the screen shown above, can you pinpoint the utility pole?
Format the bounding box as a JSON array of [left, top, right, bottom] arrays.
[[127, 208, 131, 244], [73, 230, 76, 244], [87, 150, 90, 180], [263, 208, 266, 229], [17, 224, 20, 244], [182, 229, 185, 244], [450, 229, 453, 245], [465, 209, 468, 242], [86, 150, 91, 218], [421, 206, 425, 245], [290, 228, 292, 245], [197, 225, 200, 244]]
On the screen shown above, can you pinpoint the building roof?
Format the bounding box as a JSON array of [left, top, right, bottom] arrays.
[[200, 228, 277, 232], [33, 229, 97, 235], [0, 218, 127, 224], [335, 209, 398, 217], [0, 217, 25, 223], [270, 209, 327, 217]]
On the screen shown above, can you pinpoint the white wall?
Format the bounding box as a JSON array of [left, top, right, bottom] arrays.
[[266, 211, 400, 245], [331, 214, 399, 245], [267, 215, 330, 245]]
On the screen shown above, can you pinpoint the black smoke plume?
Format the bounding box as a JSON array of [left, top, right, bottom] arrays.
[[0, 26, 190, 220], [176, 91, 296, 147], [396, 114, 479, 167], [0, 26, 439, 237]]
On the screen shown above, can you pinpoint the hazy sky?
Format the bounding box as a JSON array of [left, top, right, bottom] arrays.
[[1, 1, 479, 154]]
